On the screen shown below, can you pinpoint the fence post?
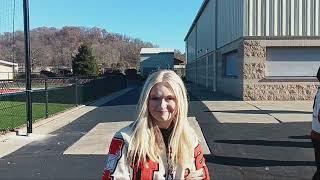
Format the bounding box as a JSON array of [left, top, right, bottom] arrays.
[[45, 78, 48, 118], [75, 77, 78, 106], [94, 76, 97, 100]]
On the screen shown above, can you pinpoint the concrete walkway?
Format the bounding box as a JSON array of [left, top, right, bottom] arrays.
[[187, 83, 313, 124]]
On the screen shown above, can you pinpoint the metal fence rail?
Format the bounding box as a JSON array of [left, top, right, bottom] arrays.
[[0, 75, 127, 131]]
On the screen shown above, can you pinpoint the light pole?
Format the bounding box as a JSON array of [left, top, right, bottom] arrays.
[[23, 0, 32, 134]]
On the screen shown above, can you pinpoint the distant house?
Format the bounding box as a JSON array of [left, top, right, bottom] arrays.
[[139, 48, 175, 77], [0, 60, 18, 80]]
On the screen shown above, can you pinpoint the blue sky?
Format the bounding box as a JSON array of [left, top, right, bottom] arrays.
[[11, 0, 203, 52]]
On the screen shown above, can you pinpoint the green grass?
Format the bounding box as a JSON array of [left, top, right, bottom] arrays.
[[0, 101, 74, 131]]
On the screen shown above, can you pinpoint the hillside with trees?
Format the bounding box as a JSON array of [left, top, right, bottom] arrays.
[[0, 26, 185, 74]]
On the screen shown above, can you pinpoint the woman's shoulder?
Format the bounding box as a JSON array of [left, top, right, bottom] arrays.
[[317, 88, 320, 95], [113, 122, 134, 142], [314, 89, 320, 109]]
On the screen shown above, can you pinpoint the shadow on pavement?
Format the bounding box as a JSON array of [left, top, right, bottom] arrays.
[[205, 155, 315, 167], [186, 83, 240, 101], [289, 135, 311, 139], [215, 139, 313, 148], [204, 110, 311, 114], [101, 86, 141, 106]]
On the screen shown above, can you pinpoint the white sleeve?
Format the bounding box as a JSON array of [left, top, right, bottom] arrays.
[[102, 135, 130, 180]]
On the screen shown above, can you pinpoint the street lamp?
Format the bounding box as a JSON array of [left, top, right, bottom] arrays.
[[23, 0, 32, 134]]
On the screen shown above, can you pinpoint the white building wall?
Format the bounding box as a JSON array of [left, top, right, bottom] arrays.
[[217, 0, 244, 48], [244, 0, 320, 36], [0, 65, 15, 80]]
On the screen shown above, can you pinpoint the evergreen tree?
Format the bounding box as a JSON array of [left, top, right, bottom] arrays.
[[72, 44, 98, 76]]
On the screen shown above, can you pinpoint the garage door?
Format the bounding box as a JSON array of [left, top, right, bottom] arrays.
[[266, 47, 320, 77]]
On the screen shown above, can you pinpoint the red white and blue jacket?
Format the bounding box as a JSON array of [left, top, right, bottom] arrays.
[[102, 125, 210, 180]]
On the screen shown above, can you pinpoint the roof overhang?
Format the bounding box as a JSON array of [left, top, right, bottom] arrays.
[[0, 60, 18, 67], [140, 48, 175, 54]]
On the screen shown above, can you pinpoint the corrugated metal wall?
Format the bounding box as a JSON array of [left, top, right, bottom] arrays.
[[186, 0, 217, 88], [207, 54, 215, 90], [187, 0, 320, 59], [187, 27, 197, 63], [217, 0, 244, 48], [186, 62, 197, 83], [197, 57, 207, 86], [244, 0, 320, 36], [196, 0, 215, 57]]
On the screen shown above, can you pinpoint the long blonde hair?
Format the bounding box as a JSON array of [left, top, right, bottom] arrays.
[[128, 70, 198, 166]]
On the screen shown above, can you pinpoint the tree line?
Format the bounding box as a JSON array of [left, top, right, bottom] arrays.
[[0, 26, 171, 74]]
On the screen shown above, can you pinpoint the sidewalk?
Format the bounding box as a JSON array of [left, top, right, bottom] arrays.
[[186, 83, 313, 124]]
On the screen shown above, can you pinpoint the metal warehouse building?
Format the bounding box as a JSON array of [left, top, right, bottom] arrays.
[[139, 48, 175, 77], [185, 0, 320, 100]]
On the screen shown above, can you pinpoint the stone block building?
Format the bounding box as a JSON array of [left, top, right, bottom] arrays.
[[185, 0, 320, 100]]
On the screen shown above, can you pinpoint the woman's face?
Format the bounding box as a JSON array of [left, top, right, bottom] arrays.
[[148, 82, 177, 129]]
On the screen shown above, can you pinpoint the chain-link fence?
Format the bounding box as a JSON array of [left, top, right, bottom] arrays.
[[0, 74, 127, 131]]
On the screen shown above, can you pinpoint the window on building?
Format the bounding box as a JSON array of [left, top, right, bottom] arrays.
[[266, 47, 320, 79], [223, 51, 240, 78]]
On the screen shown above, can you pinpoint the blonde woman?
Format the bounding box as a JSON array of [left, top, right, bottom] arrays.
[[102, 70, 210, 180]]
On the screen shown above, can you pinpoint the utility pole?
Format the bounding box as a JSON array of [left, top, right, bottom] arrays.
[[23, 0, 32, 134]]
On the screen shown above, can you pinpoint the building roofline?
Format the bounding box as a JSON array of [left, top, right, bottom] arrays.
[[140, 48, 175, 54], [184, 0, 209, 41], [0, 60, 18, 67], [140, 52, 174, 55]]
